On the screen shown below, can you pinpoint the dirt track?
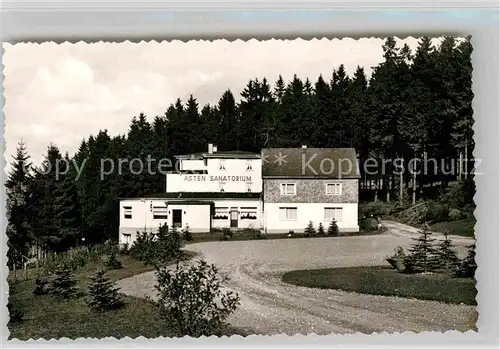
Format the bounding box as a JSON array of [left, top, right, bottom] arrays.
[[116, 222, 477, 335]]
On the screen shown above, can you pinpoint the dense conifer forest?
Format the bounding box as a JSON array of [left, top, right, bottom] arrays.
[[6, 37, 474, 267]]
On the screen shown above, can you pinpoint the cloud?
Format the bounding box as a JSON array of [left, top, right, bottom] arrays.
[[3, 37, 449, 166]]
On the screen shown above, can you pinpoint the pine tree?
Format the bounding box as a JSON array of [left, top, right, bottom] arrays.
[[317, 222, 326, 236], [435, 231, 460, 272], [51, 264, 79, 298], [404, 224, 439, 273], [327, 219, 339, 236], [303, 221, 316, 237], [88, 269, 124, 311], [6, 141, 34, 269], [53, 154, 81, 250], [456, 243, 477, 278]]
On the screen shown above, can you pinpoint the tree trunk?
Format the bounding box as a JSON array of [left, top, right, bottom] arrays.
[[464, 141, 468, 179], [412, 162, 417, 205], [400, 163, 404, 204], [458, 150, 463, 181]]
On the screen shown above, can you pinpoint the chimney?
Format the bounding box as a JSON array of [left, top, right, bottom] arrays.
[[213, 145, 218, 153], [302, 145, 307, 148], [208, 143, 213, 154]]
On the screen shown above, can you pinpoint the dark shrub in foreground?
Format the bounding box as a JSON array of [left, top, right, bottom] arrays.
[[154, 259, 240, 337]]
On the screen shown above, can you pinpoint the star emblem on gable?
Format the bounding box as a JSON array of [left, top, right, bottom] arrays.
[[262, 153, 270, 164], [274, 152, 287, 166]]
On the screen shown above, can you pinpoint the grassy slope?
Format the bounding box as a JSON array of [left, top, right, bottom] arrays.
[[8, 252, 246, 340], [282, 266, 477, 306]]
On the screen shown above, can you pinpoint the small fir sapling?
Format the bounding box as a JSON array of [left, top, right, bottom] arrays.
[[88, 269, 124, 311], [304, 221, 316, 237], [327, 219, 340, 236]]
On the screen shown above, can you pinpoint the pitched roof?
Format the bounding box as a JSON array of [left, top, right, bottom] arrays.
[[175, 150, 260, 160], [261, 147, 360, 179]]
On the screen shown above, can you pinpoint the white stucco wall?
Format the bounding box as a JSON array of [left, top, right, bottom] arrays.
[[118, 197, 263, 246], [119, 199, 212, 246], [263, 202, 359, 234], [166, 158, 262, 193]]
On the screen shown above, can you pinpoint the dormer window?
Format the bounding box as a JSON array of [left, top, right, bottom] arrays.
[[246, 160, 253, 171], [219, 182, 226, 192], [246, 182, 252, 192], [219, 159, 226, 171]]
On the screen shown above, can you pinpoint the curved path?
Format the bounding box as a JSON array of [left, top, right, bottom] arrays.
[[116, 222, 477, 335]]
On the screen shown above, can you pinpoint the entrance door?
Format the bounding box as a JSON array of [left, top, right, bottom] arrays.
[[230, 208, 238, 228], [172, 209, 182, 228]]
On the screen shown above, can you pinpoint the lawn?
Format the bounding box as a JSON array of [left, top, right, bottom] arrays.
[[8, 252, 248, 340], [429, 219, 476, 237], [282, 266, 477, 306]]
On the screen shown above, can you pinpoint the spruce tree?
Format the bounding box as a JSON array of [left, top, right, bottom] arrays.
[[304, 221, 316, 237], [435, 231, 460, 272], [51, 264, 79, 298], [456, 243, 477, 278], [53, 154, 81, 250], [327, 219, 340, 236], [317, 222, 326, 236], [6, 141, 34, 269], [404, 224, 439, 273], [88, 269, 124, 311]]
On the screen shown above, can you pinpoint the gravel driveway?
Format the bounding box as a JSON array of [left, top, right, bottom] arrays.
[[116, 222, 477, 335]]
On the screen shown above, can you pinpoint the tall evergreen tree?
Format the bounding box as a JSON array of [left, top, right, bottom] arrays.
[[6, 141, 34, 268]]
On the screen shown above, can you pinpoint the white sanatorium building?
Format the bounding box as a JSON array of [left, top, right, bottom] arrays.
[[119, 144, 360, 245]]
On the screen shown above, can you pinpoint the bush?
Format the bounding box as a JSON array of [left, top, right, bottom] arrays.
[[7, 300, 24, 323], [129, 224, 184, 266], [251, 229, 265, 240], [154, 259, 240, 337], [287, 230, 295, 237], [304, 221, 316, 237], [105, 249, 123, 270], [50, 264, 80, 298], [88, 269, 124, 311], [33, 276, 54, 295], [221, 228, 233, 241], [425, 201, 450, 223], [182, 225, 193, 242], [448, 208, 464, 221], [327, 219, 339, 236], [359, 202, 394, 218], [359, 217, 380, 231], [441, 179, 476, 210], [317, 223, 326, 236], [8, 282, 24, 323]]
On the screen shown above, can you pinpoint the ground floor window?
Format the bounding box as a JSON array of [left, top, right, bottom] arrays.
[[213, 207, 228, 219], [279, 207, 297, 221], [240, 206, 258, 220], [324, 207, 343, 222], [123, 233, 131, 244], [153, 206, 168, 219]]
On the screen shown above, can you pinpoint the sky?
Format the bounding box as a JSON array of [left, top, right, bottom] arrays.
[[3, 37, 443, 167]]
